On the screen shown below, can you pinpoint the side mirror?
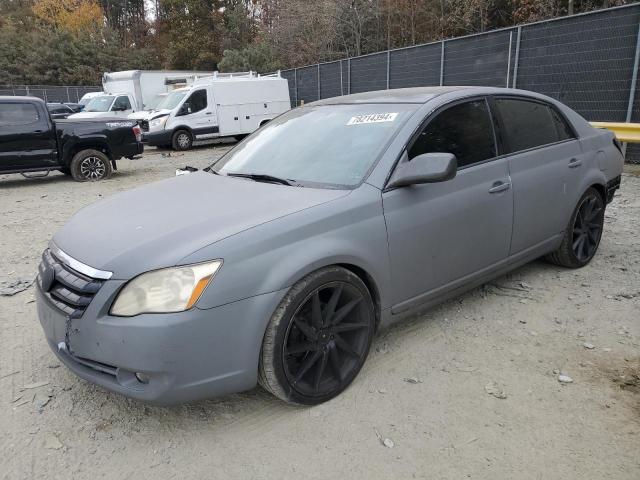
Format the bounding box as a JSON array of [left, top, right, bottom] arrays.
[[387, 152, 457, 189], [178, 105, 191, 116]]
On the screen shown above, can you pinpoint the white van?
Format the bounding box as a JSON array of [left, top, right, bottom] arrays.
[[69, 70, 213, 119], [142, 71, 291, 150]]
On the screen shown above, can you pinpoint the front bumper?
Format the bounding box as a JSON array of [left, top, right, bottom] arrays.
[[143, 129, 172, 146], [36, 281, 287, 405]]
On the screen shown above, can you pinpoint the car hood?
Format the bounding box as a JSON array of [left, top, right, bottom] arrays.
[[53, 172, 349, 279], [128, 109, 171, 121], [68, 111, 114, 119]]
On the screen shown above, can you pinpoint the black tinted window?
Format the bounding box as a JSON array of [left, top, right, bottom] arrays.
[[113, 96, 131, 111], [0, 103, 40, 126], [550, 107, 575, 141], [48, 105, 69, 114], [184, 89, 207, 114], [409, 100, 496, 168], [495, 98, 573, 154]]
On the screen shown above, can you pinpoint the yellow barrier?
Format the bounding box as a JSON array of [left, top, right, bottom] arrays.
[[590, 122, 640, 143]]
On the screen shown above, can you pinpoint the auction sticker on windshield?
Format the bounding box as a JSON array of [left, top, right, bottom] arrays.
[[347, 113, 398, 125]]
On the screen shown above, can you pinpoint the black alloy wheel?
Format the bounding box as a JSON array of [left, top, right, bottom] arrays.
[[283, 282, 371, 397], [546, 187, 605, 268], [259, 267, 375, 405], [571, 193, 604, 262]]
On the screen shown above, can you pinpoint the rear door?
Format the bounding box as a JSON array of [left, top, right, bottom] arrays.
[[0, 101, 56, 171], [491, 97, 581, 254], [382, 98, 513, 310]]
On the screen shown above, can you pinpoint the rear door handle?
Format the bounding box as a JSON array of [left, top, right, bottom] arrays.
[[489, 181, 511, 194], [206, 112, 212, 115], [568, 158, 582, 168]]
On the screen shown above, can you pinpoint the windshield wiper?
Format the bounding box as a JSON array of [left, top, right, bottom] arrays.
[[225, 172, 294, 186]]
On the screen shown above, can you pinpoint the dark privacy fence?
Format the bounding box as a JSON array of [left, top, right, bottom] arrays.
[[0, 85, 101, 103], [280, 3, 640, 163]]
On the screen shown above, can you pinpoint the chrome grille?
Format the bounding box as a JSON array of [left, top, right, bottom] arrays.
[[37, 249, 104, 318]]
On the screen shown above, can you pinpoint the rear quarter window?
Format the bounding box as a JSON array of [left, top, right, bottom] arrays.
[[495, 98, 574, 154], [0, 103, 40, 127]]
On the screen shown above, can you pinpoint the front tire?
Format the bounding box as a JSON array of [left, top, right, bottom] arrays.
[[259, 267, 375, 405], [546, 187, 605, 268], [172, 129, 193, 150], [69, 149, 112, 182]]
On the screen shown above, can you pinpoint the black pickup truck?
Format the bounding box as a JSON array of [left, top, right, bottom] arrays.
[[0, 96, 143, 181]]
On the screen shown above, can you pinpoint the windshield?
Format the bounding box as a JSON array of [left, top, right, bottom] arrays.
[[156, 90, 188, 110], [85, 95, 114, 112], [79, 96, 95, 106], [211, 104, 414, 188], [145, 94, 167, 110]]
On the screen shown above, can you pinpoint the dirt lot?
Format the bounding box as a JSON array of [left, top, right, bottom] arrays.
[[0, 147, 638, 480]]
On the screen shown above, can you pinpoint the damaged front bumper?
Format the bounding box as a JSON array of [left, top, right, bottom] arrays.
[[35, 249, 287, 405]]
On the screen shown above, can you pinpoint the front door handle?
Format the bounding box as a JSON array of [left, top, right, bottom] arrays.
[[568, 158, 582, 168], [206, 112, 212, 115], [489, 181, 511, 194]]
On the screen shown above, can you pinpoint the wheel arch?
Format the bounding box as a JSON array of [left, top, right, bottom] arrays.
[[335, 263, 382, 331], [63, 141, 112, 166], [588, 182, 606, 203]]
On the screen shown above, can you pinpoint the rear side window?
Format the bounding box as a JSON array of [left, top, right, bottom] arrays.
[[0, 103, 40, 126], [495, 98, 574, 154], [183, 89, 207, 114], [409, 99, 496, 168]]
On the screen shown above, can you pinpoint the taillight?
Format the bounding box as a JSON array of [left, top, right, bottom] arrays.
[[133, 125, 142, 142]]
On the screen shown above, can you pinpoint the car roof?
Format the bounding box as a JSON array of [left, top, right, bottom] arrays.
[[310, 86, 549, 105], [0, 95, 45, 103]]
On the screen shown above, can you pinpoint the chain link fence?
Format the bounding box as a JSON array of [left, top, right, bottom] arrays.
[[0, 85, 101, 103], [281, 3, 640, 163]]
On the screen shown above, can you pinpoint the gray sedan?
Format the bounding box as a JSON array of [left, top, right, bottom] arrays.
[[36, 86, 623, 405]]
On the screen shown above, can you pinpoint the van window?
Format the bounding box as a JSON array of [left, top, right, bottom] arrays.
[[0, 103, 40, 127], [409, 99, 496, 168], [182, 89, 207, 115], [113, 96, 131, 111], [495, 98, 573, 154]]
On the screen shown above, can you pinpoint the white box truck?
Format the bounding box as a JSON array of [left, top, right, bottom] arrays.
[[141, 71, 291, 150], [69, 70, 214, 119]]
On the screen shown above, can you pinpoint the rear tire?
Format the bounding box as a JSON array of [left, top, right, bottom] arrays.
[[259, 266, 375, 405], [546, 187, 605, 268], [172, 129, 192, 150], [69, 149, 112, 182]]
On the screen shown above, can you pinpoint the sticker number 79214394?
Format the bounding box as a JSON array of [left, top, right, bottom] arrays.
[[347, 113, 398, 125]]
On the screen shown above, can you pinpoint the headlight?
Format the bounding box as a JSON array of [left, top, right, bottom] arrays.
[[149, 116, 168, 128], [110, 260, 222, 317]]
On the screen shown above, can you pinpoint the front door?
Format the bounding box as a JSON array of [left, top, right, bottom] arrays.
[[382, 98, 513, 310], [111, 95, 134, 117], [0, 101, 56, 171], [177, 88, 215, 139]]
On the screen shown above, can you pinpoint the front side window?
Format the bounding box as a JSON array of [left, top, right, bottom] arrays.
[[211, 104, 415, 188], [0, 103, 40, 127], [113, 96, 131, 111], [494, 98, 573, 154], [409, 99, 496, 168], [181, 89, 207, 115]]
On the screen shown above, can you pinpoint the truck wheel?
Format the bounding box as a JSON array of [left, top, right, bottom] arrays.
[[70, 149, 113, 182], [172, 130, 192, 150]]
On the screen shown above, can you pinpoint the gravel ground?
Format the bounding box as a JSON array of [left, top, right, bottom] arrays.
[[0, 147, 639, 479]]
